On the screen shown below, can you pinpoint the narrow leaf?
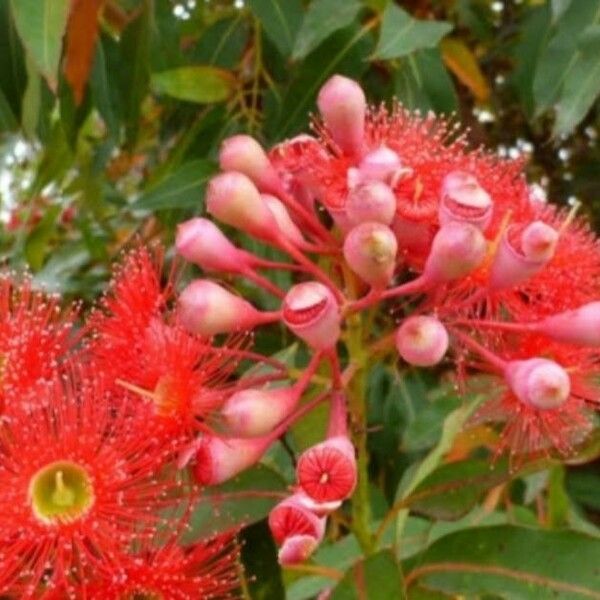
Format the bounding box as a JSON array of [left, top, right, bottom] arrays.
[[248, 0, 303, 57], [441, 37, 490, 101], [151, 66, 235, 104]]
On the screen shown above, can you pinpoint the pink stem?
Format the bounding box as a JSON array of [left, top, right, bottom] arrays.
[[346, 275, 430, 313], [453, 319, 537, 334], [293, 351, 325, 395], [242, 267, 286, 299], [255, 310, 283, 326], [326, 391, 348, 438], [450, 328, 507, 371]]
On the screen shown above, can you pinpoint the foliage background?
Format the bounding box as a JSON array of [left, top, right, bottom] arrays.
[[1, 0, 599, 598]]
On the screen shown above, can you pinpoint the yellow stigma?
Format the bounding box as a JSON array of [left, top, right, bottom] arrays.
[[29, 461, 94, 525]]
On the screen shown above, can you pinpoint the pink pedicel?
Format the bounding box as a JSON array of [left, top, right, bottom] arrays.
[[395, 316, 449, 367], [346, 181, 397, 226], [219, 134, 282, 195], [282, 282, 341, 350], [206, 172, 279, 242], [268, 493, 326, 565], [423, 222, 487, 283], [537, 301, 600, 346], [505, 358, 571, 410], [176, 217, 252, 273], [489, 221, 558, 289], [317, 75, 366, 157], [439, 171, 493, 230], [262, 193, 305, 246], [296, 392, 357, 503], [347, 146, 403, 187], [343, 222, 398, 288], [178, 280, 276, 337]]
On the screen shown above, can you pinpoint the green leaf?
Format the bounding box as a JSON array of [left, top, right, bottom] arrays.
[[9, 0, 70, 90], [24, 205, 60, 271], [0, 0, 27, 122], [133, 160, 216, 211], [248, 0, 303, 57], [372, 4, 452, 60], [404, 526, 600, 598], [331, 550, 404, 600], [190, 15, 249, 69], [182, 464, 286, 543], [151, 66, 235, 104], [90, 40, 120, 141], [21, 54, 40, 138], [553, 28, 600, 137], [292, 0, 362, 60], [552, 0, 574, 21], [0, 86, 16, 130]]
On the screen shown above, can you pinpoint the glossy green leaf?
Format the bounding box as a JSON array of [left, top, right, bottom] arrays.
[[553, 28, 600, 137], [151, 66, 235, 104], [190, 15, 249, 68], [9, 0, 70, 90], [248, 0, 303, 57], [292, 0, 362, 60], [182, 464, 286, 543], [133, 160, 215, 211], [372, 4, 452, 60], [0, 0, 27, 121], [331, 550, 404, 600], [404, 526, 600, 598]]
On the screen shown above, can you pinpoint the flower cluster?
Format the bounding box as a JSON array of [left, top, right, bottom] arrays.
[[175, 74, 600, 562]]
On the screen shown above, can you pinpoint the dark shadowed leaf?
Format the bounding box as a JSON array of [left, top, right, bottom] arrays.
[[151, 66, 236, 104], [373, 4, 452, 60], [248, 0, 303, 57], [0, 0, 27, 122]]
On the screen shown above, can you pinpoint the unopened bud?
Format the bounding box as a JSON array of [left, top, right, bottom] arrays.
[[424, 222, 487, 282], [317, 75, 366, 156], [505, 358, 570, 410], [538, 302, 600, 347], [395, 316, 449, 367], [219, 134, 282, 194], [262, 194, 305, 246], [179, 280, 275, 336], [346, 181, 397, 226], [439, 171, 492, 230], [206, 172, 278, 242], [282, 282, 341, 350], [176, 218, 250, 273], [343, 222, 397, 288], [356, 146, 402, 184], [489, 222, 558, 290]]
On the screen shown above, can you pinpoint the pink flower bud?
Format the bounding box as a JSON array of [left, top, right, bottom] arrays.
[[219, 134, 282, 194], [206, 172, 278, 242], [343, 222, 397, 288], [537, 302, 600, 346], [192, 434, 272, 485], [505, 358, 570, 410], [346, 181, 397, 226], [395, 316, 449, 367], [176, 217, 251, 273], [179, 280, 277, 337], [317, 75, 366, 156], [439, 171, 492, 230], [489, 222, 558, 290], [278, 535, 321, 565], [356, 146, 402, 183], [424, 222, 487, 282], [221, 386, 300, 438], [282, 282, 341, 350], [268, 494, 326, 546], [262, 194, 305, 246]]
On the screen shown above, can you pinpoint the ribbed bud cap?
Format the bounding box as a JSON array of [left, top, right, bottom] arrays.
[[317, 75, 366, 156], [282, 282, 341, 350], [439, 171, 493, 230], [505, 358, 571, 410], [343, 222, 397, 288], [395, 316, 449, 367], [206, 172, 278, 242], [346, 181, 397, 226], [424, 222, 487, 282]]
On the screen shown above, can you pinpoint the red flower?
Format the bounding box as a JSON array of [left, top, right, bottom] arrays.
[[86, 533, 240, 600], [0, 368, 185, 596], [0, 276, 77, 413]]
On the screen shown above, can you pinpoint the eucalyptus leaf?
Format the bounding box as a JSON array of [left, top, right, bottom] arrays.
[[151, 66, 236, 104], [248, 0, 303, 57]]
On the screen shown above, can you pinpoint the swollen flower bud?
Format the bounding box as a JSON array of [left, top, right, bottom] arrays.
[[219, 134, 282, 194], [176, 218, 251, 273], [352, 146, 403, 185], [505, 358, 570, 410], [439, 171, 493, 230], [537, 302, 600, 347], [346, 181, 397, 226], [206, 172, 278, 242], [489, 222, 558, 290], [262, 194, 305, 246], [317, 75, 366, 156], [283, 282, 341, 350], [179, 280, 277, 337], [343, 222, 397, 288], [395, 316, 449, 367], [424, 222, 487, 282]]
